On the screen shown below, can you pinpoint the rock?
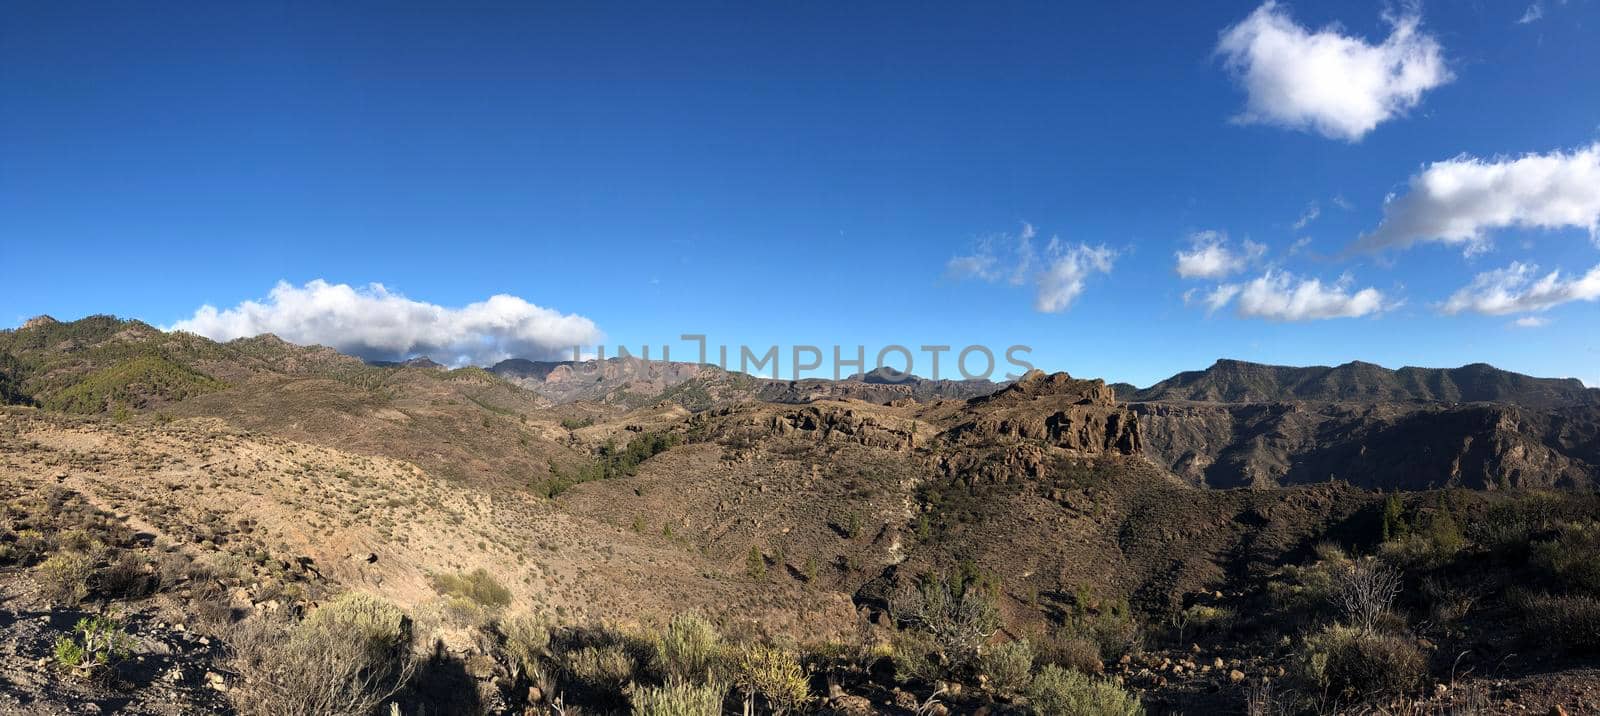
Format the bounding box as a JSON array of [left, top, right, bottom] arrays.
[[1550, 707, 1568, 716], [205, 671, 228, 692], [1228, 669, 1246, 684], [527, 686, 542, 704], [1212, 657, 1225, 669]]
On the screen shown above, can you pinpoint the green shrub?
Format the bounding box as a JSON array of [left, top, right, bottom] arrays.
[[1531, 522, 1600, 593], [1026, 664, 1143, 716], [1038, 633, 1103, 676], [745, 546, 766, 581], [1515, 591, 1600, 652], [979, 638, 1035, 696], [1299, 625, 1425, 704], [627, 679, 726, 716], [734, 643, 810, 714], [53, 614, 133, 679], [38, 551, 92, 605], [431, 568, 512, 610], [653, 614, 723, 683], [889, 628, 942, 684], [1059, 607, 1143, 663]]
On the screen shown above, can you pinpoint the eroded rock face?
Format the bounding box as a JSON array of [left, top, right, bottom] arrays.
[[945, 371, 1142, 456]]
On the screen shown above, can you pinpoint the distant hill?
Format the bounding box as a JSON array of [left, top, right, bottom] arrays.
[[1124, 358, 1599, 407]]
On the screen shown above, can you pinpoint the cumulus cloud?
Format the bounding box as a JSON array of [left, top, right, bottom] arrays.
[[1202, 270, 1390, 321], [1439, 261, 1600, 316], [1354, 143, 1600, 254], [1174, 231, 1266, 279], [1216, 1, 1451, 141], [1512, 316, 1549, 328], [947, 225, 1115, 313], [1517, 3, 1543, 24], [171, 280, 602, 365], [1184, 284, 1244, 314]]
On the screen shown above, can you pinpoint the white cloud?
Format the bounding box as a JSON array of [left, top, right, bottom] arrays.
[[1517, 3, 1543, 24], [1440, 261, 1600, 315], [1184, 284, 1243, 314], [1354, 143, 1600, 253], [1512, 316, 1550, 328], [1202, 270, 1389, 321], [1292, 202, 1321, 231], [1216, 1, 1451, 141], [948, 225, 1115, 313], [1035, 241, 1116, 313], [1174, 231, 1266, 279], [171, 279, 602, 365]]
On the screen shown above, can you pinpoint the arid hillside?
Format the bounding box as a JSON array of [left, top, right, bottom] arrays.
[[3, 316, 1600, 714]]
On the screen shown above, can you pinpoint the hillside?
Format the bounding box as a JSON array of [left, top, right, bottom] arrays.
[[4, 316, 1600, 713], [1123, 358, 1600, 407]]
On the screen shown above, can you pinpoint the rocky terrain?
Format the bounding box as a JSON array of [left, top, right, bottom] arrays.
[[2, 315, 1599, 714]]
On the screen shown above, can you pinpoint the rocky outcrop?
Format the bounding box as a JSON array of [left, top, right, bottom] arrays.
[[945, 371, 1141, 456]]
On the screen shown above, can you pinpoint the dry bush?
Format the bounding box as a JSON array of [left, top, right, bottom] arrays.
[[563, 643, 640, 695], [889, 628, 942, 684], [1514, 591, 1600, 652], [431, 568, 512, 610], [228, 593, 414, 716], [1026, 664, 1143, 716], [1299, 624, 1425, 704], [652, 614, 723, 684], [37, 551, 92, 605], [1530, 521, 1600, 593], [627, 679, 726, 716], [977, 638, 1034, 697], [1037, 633, 1103, 676], [733, 643, 809, 714], [1332, 560, 1401, 633], [97, 551, 157, 599]]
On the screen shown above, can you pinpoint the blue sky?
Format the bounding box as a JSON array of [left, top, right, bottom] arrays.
[[2, 1, 1598, 387]]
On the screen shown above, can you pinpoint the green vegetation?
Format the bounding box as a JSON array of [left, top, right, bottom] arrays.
[[561, 416, 595, 430], [733, 643, 809, 714], [53, 614, 134, 680], [626, 680, 726, 716], [652, 614, 723, 683], [43, 355, 225, 414], [1026, 664, 1143, 716], [535, 431, 681, 497], [977, 638, 1034, 697]]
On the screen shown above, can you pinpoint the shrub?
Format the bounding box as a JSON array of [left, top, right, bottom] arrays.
[[1331, 560, 1402, 633], [497, 614, 552, 683], [889, 628, 943, 684], [1514, 591, 1600, 652], [12, 529, 50, 565], [53, 614, 133, 680], [1059, 607, 1143, 663], [228, 594, 414, 716], [734, 643, 809, 714], [1530, 521, 1600, 593], [38, 551, 92, 605], [654, 614, 723, 683], [565, 644, 640, 694], [1026, 664, 1143, 716], [627, 679, 726, 716], [1299, 625, 1425, 704], [745, 546, 766, 581], [888, 571, 1002, 671], [431, 568, 512, 610], [1038, 634, 1103, 676], [979, 638, 1034, 696], [98, 551, 157, 599]]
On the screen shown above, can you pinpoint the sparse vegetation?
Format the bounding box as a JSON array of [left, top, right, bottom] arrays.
[[228, 593, 414, 716], [1026, 664, 1143, 716], [53, 613, 133, 680]]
